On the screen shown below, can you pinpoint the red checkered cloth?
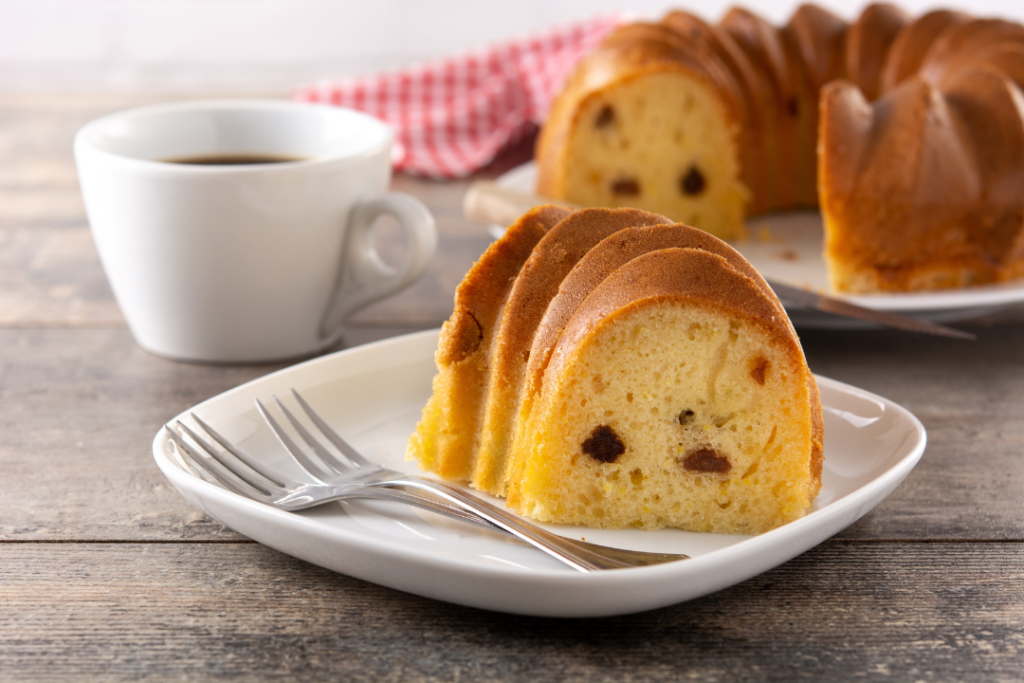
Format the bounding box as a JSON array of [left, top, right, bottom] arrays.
[[293, 15, 624, 178]]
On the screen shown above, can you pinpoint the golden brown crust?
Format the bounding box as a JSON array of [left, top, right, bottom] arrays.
[[721, 8, 791, 106], [845, 3, 910, 101], [966, 44, 1024, 91], [817, 80, 873, 201], [943, 67, 1024, 259], [526, 223, 788, 395], [409, 205, 571, 480], [808, 380, 824, 498], [782, 4, 850, 207], [821, 17, 1024, 293], [546, 248, 799, 384], [438, 205, 572, 366], [821, 78, 978, 291], [919, 19, 1024, 84], [472, 208, 672, 493], [490, 208, 672, 375], [881, 10, 970, 92], [785, 4, 849, 93], [720, 7, 801, 209]]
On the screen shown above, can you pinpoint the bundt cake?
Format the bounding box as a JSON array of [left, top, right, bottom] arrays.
[[408, 207, 824, 534], [535, 3, 1024, 293]]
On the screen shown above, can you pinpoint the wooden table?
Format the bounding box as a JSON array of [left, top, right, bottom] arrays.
[[3, 93, 1023, 682]]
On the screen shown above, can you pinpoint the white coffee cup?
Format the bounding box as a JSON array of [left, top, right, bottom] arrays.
[[75, 99, 437, 363]]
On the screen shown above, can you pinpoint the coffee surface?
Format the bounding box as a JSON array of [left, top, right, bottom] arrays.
[[162, 153, 307, 165]]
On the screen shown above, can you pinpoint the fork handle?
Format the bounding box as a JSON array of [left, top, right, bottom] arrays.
[[370, 476, 680, 571], [343, 484, 688, 568], [343, 487, 507, 532]]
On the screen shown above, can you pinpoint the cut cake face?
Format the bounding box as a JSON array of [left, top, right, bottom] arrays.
[[506, 248, 822, 534]]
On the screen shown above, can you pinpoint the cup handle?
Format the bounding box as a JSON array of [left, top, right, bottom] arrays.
[[319, 193, 437, 340]]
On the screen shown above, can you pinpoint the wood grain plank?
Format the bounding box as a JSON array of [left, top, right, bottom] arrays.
[[2, 542, 1021, 682], [798, 326, 1024, 540], [799, 326, 1024, 420], [0, 224, 123, 326]]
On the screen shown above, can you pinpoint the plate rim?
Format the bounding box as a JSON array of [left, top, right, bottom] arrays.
[[497, 160, 1024, 315], [152, 328, 927, 617]]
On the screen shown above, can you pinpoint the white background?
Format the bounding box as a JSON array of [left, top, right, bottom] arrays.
[[3, 0, 1024, 93]]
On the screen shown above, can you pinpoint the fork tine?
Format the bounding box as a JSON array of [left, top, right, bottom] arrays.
[[290, 389, 374, 469], [255, 398, 334, 482], [165, 424, 274, 499], [190, 414, 290, 488], [174, 420, 278, 495], [270, 395, 354, 474]]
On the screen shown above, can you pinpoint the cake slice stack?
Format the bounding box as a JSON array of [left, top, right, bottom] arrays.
[[409, 207, 823, 534]]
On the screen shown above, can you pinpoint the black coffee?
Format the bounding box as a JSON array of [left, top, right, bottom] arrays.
[[162, 153, 307, 165]]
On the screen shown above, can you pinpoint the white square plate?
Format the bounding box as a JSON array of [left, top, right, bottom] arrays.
[[153, 330, 926, 617]]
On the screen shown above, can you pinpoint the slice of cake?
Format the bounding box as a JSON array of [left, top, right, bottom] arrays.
[[534, 26, 751, 240], [406, 205, 571, 479], [506, 247, 823, 534], [410, 207, 823, 534], [503, 222, 803, 500]]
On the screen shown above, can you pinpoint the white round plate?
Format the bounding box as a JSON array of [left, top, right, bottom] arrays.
[[496, 162, 1024, 327], [154, 330, 926, 618]]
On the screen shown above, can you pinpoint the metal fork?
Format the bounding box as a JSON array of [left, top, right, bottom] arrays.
[[164, 389, 689, 572]]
